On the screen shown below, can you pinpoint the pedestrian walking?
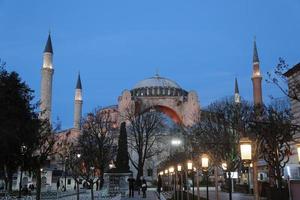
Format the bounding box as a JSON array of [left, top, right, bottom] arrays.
[[56, 179, 60, 191], [127, 174, 136, 197], [136, 177, 142, 195], [141, 178, 147, 198], [157, 175, 162, 200]]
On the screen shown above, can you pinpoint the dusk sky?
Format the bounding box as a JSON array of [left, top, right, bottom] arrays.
[[1, 0, 299, 129]]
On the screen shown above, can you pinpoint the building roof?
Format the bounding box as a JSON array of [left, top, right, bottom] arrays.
[[284, 63, 300, 77], [44, 34, 53, 53], [133, 74, 181, 89]]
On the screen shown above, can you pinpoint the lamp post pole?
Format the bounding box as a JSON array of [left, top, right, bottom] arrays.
[[192, 172, 195, 200], [175, 170, 177, 200], [181, 171, 183, 200], [177, 165, 182, 200], [201, 154, 209, 200], [196, 169, 200, 200], [169, 167, 175, 199], [185, 170, 189, 200], [18, 145, 27, 198], [206, 172, 209, 200], [187, 161, 193, 200], [228, 171, 232, 200], [239, 137, 253, 199]]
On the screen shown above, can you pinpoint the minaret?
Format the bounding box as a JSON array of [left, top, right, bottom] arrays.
[[40, 33, 54, 122], [251, 38, 263, 105], [234, 78, 241, 104], [74, 73, 83, 130]]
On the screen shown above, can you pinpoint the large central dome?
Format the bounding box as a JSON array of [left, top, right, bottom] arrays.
[[133, 74, 181, 89]]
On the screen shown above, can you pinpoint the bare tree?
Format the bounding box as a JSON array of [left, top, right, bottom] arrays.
[[192, 97, 251, 169], [76, 131, 100, 200], [80, 108, 117, 188], [267, 58, 300, 102], [191, 97, 252, 200], [126, 108, 165, 180], [65, 147, 82, 200], [249, 102, 298, 198], [30, 119, 58, 200]]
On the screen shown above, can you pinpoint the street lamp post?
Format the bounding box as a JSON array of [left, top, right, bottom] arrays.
[[18, 145, 27, 198], [187, 160, 194, 200], [201, 154, 209, 200], [169, 167, 175, 200], [222, 162, 233, 200], [240, 137, 252, 195], [165, 169, 169, 191], [177, 164, 182, 200]]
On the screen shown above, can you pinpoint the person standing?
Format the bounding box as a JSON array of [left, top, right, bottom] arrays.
[[141, 178, 147, 198], [56, 180, 60, 191], [136, 177, 142, 195], [157, 175, 162, 200], [127, 175, 135, 197]]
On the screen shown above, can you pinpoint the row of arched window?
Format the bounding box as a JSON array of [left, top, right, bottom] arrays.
[[131, 87, 188, 97]]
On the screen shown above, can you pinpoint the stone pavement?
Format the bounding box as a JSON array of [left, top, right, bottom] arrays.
[[189, 187, 254, 200], [121, 191, 158, 200], [37, 190, 159, 200]]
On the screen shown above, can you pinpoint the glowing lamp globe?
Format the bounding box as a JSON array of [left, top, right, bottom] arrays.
[[187, 161, 193, 170], [240, 137, 252, 161], [201, 154, 209, 168]]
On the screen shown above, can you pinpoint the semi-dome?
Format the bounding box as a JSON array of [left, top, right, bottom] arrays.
[[133, 75, 181, 89]]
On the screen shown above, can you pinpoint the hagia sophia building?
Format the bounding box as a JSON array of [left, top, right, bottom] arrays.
[[14, 33, 264, 190]]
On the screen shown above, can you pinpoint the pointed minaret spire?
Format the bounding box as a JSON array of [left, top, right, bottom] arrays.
[[251, 37, 263, 105], [235, 78, 239, 94], [76, 73, 82, 89], [44, 33, 53, 53], [234, 78, 241, 104], [253, 37, 259, 63], [74, 73, 83, 129], [40, 33, 54, 122]]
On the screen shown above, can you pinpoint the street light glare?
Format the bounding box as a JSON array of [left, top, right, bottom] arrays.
[[222, 162, 227, 170], [171, 139, 182, 146], [177, 164, 182, 172], [240, 137, 252, 161], [201, 154, 209, 168], [187, 161, 193, 170]]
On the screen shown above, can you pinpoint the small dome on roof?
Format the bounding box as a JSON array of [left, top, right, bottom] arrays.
[[133, 74, 181, 89]]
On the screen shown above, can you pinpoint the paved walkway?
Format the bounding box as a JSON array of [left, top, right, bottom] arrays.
[[38, 190, 159, 200], [121, 191, 158, 200], [188, 187, 254, 200]]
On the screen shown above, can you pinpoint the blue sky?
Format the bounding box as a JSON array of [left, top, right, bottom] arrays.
[[1, 0, 299, 128]]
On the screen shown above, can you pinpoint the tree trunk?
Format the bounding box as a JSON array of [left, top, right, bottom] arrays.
[[18, 169, 23, 198], [253, 160, 259, 200], [136, 159, 144, 180], [90, 183, 94, 200], [3, 165, 9, 192], [214, 166, 219, 200], [8, 171, 13, 193], [76, 182, 80, 200], [36, 168, 42, 200]]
